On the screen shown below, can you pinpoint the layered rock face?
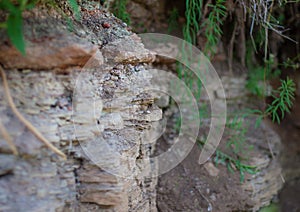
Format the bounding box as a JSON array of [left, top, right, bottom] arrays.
[[0, 5, 159, 212]]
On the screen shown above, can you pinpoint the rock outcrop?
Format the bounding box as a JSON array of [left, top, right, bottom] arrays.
[[0, 3, 159, 212]]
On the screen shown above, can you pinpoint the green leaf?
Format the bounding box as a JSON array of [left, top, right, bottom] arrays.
[[7, 12, 25, 55], [227, 163, 234, 174], [245, 167, 257, 175], [68, 0, 81, 20], [0, 0, 17, 13]]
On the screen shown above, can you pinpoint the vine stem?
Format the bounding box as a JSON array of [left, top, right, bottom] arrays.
[[0, 65, 66, 160]]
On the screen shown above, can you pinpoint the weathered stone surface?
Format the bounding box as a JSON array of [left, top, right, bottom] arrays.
[[0, 158, 72, 212], [102, 35, 155, 64], [0, 3, 159, 212], [241, 120, 283, 211], [100, 113, 124, 130], [78, 169, 118, 184], [80, 185, 124, 206], [0, 154, 16, 176]]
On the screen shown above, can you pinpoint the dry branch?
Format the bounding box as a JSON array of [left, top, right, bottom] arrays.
[[0, 65, 66, 159]]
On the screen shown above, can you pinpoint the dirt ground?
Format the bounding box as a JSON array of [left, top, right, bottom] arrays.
[[155, 139, 251, 212]]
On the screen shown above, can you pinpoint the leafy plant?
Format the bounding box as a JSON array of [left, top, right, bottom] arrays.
[[175, 0, 226, 131], [202, 0, 227, 56], [266, 77, 296, 124], [183, 0, 202, 44], [248, 77, 296, 125], [245, 0, 297, 126]]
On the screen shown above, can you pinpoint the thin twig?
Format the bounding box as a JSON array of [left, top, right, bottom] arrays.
[[195, 185, 213, 212], [0, 120, 18, 155], [0, 65, 66, 160]]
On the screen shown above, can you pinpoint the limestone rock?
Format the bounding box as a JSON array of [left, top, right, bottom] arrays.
[[102, 35, 155, 64], [0, 3, 159, 212], [0, 154, 16, 176]]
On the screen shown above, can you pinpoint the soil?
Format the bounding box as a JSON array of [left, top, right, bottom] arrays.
[[155, 139, 250, 212]]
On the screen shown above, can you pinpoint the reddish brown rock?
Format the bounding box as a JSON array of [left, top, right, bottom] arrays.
[[0, 35, 98, 70]]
